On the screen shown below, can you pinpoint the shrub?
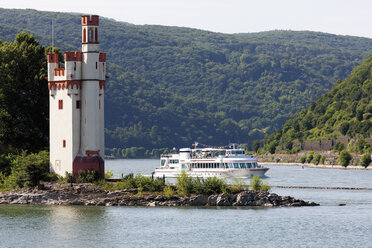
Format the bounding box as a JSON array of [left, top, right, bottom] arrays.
[[320, 155, 326, 165], [275, 158, 281, 163], [163, 185, 176, 198], [176, 171, 194, 196], [230, 177, 244, 193], [360, 154, 371, 168], [250, 176, 270, 192], [339, 150, 352, 167], [260, 182, 271, 192], [291, 147, 300, 154], [336, 142, 344, 152], [6, 150, 50, 188], [313, 154, 322, 165], [105, 170, 113, 179], [300, 155, 306, 164], [202, 177, 227, 195], [77, 170, 100, 183], [306, 154, 314, 163], [134, 174, 163, 192]]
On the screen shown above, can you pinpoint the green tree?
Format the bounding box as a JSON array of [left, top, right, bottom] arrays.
[[360, 154, 371, 168], [252, 140, 261, 153], [339, 150, 352, 167], [0, 32, 48, 153]]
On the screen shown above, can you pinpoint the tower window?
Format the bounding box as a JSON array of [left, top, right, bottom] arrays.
[[95, 28, 98, 42], [99, 100, 101, 109], [102, 63, 105, 72], [63, 140, 66, 148], [74, 62, 76, 71], [58, 100, 63, 110], [83, 28, 86, 43], [96, 62, 98, 69], [76, 100, 81, 109]]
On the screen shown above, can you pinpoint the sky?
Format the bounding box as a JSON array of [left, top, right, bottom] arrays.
[[2, 0, 372, 38]]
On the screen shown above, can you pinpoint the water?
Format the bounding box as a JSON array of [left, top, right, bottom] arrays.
[[1, 160, 372, 248]]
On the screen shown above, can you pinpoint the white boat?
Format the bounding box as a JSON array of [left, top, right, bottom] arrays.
[[154, 147, 269, 178]]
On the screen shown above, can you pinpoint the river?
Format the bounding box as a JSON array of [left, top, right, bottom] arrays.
[[1, 159, 372, 248]]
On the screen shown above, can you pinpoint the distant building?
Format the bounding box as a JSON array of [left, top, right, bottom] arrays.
[[47, 15, 106, 178]]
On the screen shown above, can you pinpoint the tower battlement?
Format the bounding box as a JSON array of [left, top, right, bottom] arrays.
[[64, 51, 82, 61], [54, 68, 65, 76], [47, 53, 58, 63], [81, 15, 99, 26]]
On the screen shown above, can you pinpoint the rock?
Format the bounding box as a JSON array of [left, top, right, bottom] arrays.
[[147, 201, 156, 207], [208, 195, 218, 206], [189, 195, 208, 206], [235, 191, 255, 206], [216, 194, 231, 206]]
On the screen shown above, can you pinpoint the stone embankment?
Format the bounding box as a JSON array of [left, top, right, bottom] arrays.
[[0, 183, 318, 207]]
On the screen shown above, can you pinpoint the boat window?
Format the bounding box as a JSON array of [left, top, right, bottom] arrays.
[[228, 163, 233, 168], [161, 159, 166, 166], [252, 163, 257, 168], [182, 164, 186, 169], [234, 163, 239, 168], [247, 163, 252, 168], [240, 163, 246, 168]]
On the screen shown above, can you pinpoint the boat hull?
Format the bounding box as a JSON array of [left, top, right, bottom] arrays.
[[154, 167, 269, 178]]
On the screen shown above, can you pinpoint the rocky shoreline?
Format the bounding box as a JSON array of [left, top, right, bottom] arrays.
[[0, 183, 318, 207]]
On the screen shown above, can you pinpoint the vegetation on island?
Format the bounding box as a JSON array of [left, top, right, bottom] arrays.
[[98, 171, 270, 197], [1, 9, 372, 152]]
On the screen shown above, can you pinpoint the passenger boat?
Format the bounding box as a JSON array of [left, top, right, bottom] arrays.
[[154, 147, 269, 178]]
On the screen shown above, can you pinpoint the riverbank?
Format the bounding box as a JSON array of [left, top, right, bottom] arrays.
[[0, 183, 318, 207], [259, 162, 372, 170], [257, 152, 371, 170]]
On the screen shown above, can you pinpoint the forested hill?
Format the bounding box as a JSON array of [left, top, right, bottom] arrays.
[[1, 8, 372, 150], [264, 55, 372, 152]]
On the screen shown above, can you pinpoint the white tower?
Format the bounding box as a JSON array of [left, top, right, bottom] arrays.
[[48, 15, 106, 178]]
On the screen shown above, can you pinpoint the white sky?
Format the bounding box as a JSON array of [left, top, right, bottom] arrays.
[[2, 0, 372, 38]]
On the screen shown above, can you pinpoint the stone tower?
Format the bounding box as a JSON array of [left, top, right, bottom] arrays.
[[47, 15, 106, 178]]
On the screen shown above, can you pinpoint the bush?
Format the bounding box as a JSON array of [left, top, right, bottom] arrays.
[[300, 155, 307, 164], [313, 154, 322, 165], [134, 174, 163, 192], [77, 170, 100, 183], [306, 154, 314, 163], [320, 155, 326, 165], [291, 147, 300, 154], [176, 171, 194, 196], [336, 142, 344, 152], [163, 185, 176, 198], [6, 150, 50, 188], [105, 170, 113, 179], [230, 178, 244, 193], [250, 176, 270, 192], [339, 150, 352, 167], [360, 154, 371, 168]]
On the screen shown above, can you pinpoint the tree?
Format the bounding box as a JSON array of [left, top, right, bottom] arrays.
[[360, 154, 371, 168], [339, 150, 352, 167], [252, 140, 261, 153], [0, 32, 48, 153]]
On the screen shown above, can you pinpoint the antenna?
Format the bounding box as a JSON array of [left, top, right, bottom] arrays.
[[51, 20, 54, 53]]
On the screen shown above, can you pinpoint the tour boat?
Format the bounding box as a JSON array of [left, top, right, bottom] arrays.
[[154, 147, 269, 178]]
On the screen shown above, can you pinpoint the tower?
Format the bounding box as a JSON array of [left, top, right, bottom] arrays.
[[48, 15, 106, 178]]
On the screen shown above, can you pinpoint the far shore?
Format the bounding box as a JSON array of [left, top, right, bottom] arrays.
[[259, 162, 372, 170]]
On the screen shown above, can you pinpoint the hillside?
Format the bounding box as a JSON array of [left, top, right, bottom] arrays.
[[1, 8, 372, 151], [264, 55, 372, 152]]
